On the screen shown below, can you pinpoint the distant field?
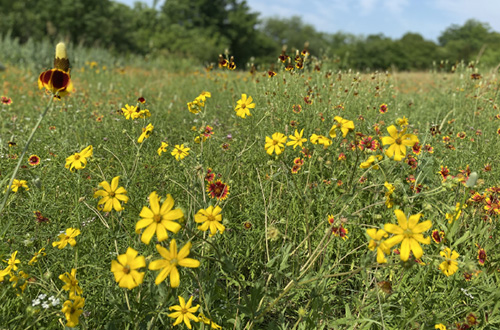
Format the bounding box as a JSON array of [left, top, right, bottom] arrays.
[[0, 48, 499, 330]]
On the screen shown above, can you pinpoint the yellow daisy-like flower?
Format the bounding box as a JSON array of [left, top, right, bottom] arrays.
[[168, 296, 200, 329], [65, 145, 93, 171], [366, 229, 391, 264], [198, 313, 222, 329], [138, 123, 154, 143], [286, 129, 307, 149], [310, 134, 332, 147], [10, 179, 29, 193], [93, 176, 129, 212], [435, 323, 447, 330], [194, 205, 225, 237], [157, 142, 169, 156], [381, 125, 419, 161], [28, 248, 46, 265], [384, 210, 432, 261], [4, 250, 21, 272], [198, 91, 211, 101], [359, 155, 383, 170], [110, 247, 146, 289], [52, 228, 81, 249], [136, 192, 183, 245], [59, 268, 83, 296], [329, 116, 354, 138], [171, 144, 190, 161], [265, 132, 287, 155], [122, 104, 139, 120], [235, 94, 255, 118], [439, 247, 459, 276], [62, 295, 85, 327], [148, 240, 200, 287]]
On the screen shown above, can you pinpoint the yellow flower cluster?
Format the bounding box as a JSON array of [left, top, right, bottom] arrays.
[[187, 91, 211, 114]]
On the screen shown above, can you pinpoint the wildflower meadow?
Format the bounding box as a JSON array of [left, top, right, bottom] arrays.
[[1, 40, 500, 330]]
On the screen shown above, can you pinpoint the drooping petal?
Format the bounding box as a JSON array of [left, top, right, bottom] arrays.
[[409, 238, 423, 260], [400, 238, 411, 261], [141, 223, 157, 244], [169, 266, 180, 288]]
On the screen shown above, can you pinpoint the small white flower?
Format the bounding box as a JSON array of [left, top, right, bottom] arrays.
[[38, 293, 47, 300], [42, 302, 50, 309], [50, 298, 60, 306], [32, 299, 41, 307]]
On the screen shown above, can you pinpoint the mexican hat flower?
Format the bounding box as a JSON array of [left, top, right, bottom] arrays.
[[38, 42, 73, 97]]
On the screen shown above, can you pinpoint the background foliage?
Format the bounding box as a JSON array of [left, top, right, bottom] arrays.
[[2, 0, 500, 70]]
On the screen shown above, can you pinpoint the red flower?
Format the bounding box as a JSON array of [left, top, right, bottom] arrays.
[[477, 248, 487, 265], [1, 96, 12, 105], [206, 180, 230, 201], [28, 154, 40, 166]]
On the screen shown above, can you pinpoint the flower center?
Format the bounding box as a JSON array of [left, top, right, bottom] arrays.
[[123, 265, 130, 274], [109, 191, 116, 197], [170, 258, 178, 266], [206, 215, 216, 222], [241, 104, 246, 109], [74, 154, 81, 160], [153, 214, 162, 222]]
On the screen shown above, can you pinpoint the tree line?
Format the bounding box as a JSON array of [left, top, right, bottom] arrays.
[[2, 0, 500, 71]]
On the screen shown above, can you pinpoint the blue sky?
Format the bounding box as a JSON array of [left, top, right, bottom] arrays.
[[116, 0, 500, 42]]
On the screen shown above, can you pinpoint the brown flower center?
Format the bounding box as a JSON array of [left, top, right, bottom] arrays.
[[153, 214, 162, 222]]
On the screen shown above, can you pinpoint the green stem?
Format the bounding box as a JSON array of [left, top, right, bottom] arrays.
[[0, 97, 53, 236]]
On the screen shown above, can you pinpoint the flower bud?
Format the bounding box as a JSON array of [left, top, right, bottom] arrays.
[[466, 172, 478, 187]]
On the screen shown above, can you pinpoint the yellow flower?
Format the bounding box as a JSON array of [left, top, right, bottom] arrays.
[[110, 247, 146, 289], [93, 176, 129, 212], [10, 179, 29, 193], [445, 202, 462, 224], [4, 251, 21, 272], [136, 192, 183, 244], [265, 132, 287, 155], [122, 104, 139, 120], [366, 229, 391, 263], [435, 323, 447, 330], [62, 295, 85, 327], [329, 116, 354, 138], [360, 155, 383, 170], [235, 94, 255, 118], [157, 142, 169, 156], [194, 205, 225, 237], [0, 267, 10, 282], [439, 247, 459, 276], [384, 182, 395, 209], [384, 210, 432, 261], [138, 123, 154, 143], [149, 239, 200, 287], [198, 313, 222, 329], [59, 268, 83, 296], [310, 134, 332, 147], [28, 248, 46, 265], [171, 144, 190, 161], [396, 116, 409, 127], [381, 125, 419, 161], [286, 129, 307, 149], [198, 91, 211, 101], [65, 145, 93, 171], [52, 228, 81, 249], [168, 296, 200, 329]]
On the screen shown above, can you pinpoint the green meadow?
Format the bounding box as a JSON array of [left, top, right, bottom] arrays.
[[0, 40, 499, 330]]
